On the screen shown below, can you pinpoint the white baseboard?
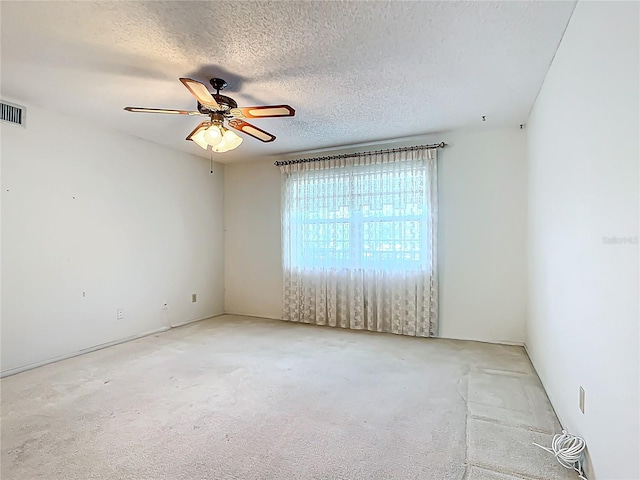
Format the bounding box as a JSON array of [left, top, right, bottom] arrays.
[[523, 343, 565, 425], [170, 312, 225, 328], [0, 326, 170, 378], [223, 311, 283, 321], [1, 312, 226, 378], [438, 334, 524, 347], [223, 313, 525, 347]]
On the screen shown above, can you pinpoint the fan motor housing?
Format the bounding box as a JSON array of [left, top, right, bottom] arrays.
[[197, 94, 237, 114]]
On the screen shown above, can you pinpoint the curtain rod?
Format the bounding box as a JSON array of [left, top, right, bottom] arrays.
[[273, 142, 447, 167]]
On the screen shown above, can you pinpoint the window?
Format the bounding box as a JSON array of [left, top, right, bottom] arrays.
[[283, 159, 431, 272]]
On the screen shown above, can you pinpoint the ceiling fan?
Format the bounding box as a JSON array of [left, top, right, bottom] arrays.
[[124, 78, 295, 153]]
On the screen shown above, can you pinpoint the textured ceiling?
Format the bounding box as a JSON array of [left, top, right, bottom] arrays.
[[1, 1, 575, 163]]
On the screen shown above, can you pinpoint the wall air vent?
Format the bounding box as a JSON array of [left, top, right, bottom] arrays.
[[1, 101, 25, 127]]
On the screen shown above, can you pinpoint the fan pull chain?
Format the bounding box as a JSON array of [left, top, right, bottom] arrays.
[[210, 149, 213, 174]]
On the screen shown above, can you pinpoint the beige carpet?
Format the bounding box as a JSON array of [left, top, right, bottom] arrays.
[[1, 315, 576, 479]]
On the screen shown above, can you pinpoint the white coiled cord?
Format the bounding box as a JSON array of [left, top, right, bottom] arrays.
[[533, 430, 588, 480]]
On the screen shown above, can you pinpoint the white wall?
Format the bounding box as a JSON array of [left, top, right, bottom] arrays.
[[438, 128, 527, 343], [526, 2, 639, 479], [1, 100, 225, 375], [225, 127, 528, 344], [224, 159, 283, 319]]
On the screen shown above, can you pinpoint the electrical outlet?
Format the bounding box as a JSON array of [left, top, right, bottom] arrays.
[[117, 309, 124, 320], [579, 386, 585, 413], [192, 293, 197, 303]]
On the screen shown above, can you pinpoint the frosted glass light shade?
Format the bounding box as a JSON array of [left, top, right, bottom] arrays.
[[191, 127, 209, 150], [212, 129, 243, 152], [204, 125, 223, 146]]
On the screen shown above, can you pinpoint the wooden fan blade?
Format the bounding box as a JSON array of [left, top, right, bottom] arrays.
[[228, 119, 276, 143], [230, 105, 295, 119], [179, 78, 221, 110], [124, 107, 204, 115], [185, 121, 211, 141]]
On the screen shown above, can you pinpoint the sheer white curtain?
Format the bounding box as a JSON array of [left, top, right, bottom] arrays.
[[280, 148, 438, 337]]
